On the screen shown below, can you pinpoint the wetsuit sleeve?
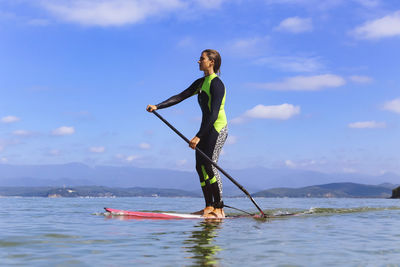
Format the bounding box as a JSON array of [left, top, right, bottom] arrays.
[[156, 78, 203, 109], [196, 78, 225, 138]]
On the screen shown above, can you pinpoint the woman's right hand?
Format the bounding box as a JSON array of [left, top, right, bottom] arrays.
[[146, 105, 157, 112]]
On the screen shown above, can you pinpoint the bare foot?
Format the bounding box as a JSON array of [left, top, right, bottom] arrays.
[[203, 211, 218, 218], [202, 206, 215, 216], [192, 206, 214, 215], [203, 208, 225, 219], [213, 208, 225, 218]]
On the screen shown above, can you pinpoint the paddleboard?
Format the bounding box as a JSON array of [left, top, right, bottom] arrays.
[[104, 207, 298, 220], [105, 207, 204, 219]]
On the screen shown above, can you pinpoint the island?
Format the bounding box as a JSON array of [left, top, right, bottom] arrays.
[[391, 186, 400, 198]]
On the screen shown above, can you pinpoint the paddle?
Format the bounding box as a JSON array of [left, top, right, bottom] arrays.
[[148, 109, 266, 218]]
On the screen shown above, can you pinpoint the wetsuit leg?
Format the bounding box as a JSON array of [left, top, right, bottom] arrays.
[[210, 126, 228, 208], [195, 126, 228, 208], [196, 139, 213, 207]]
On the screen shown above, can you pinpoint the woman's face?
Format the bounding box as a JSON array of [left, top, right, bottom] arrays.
[[198, 52, 213, 72]]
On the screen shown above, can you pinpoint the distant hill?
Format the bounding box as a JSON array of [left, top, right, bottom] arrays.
[[378, 183, 400, 189], [0, 163, 399, 195], [0, 182, 395, 198], [0, 186, 201, 198], [252, 183, 392, 198], [0, 163, 198, 190]]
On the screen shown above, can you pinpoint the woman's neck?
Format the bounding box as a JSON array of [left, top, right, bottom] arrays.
[[203, 70, 215, 76]]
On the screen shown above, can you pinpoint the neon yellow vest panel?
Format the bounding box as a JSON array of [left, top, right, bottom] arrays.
[[200, 73, 227, 133]]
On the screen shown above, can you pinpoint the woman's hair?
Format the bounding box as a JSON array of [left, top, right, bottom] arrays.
[[202, 49, 221, 75]]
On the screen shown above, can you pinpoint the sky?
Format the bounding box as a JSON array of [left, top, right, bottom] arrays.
[[0, 0, 399, 175]]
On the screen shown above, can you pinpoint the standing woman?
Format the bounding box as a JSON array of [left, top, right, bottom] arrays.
[[147, 49, 228, 218]]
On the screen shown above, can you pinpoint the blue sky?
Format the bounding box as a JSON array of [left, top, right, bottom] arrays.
[[0, 0, 399, 175]]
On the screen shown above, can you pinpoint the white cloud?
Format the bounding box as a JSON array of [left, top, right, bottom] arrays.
[[48, 149, 61, 156], [227, 36, 270, 57], [383, 98, 400, 114], [116, 153, 140, 162], [231, 103, 300, 124], [0, 139, 21, 151], [250, 74, 345, 91], [1, 116, 20, 123], [64, 110, 92, 119], [266, 0, 309, 4], [0, 157, 8, 163], [349, 75, 372, 83], [177, 36, 195, 47], [226, 135, 237, 145], [39, 0, 185, 27], [353, 0, 380, 8], [195, 0, 225, 9], [348, 121, 386, 128], [126, 155, 140, 162], [28, 18, 50, 26], [12, 130, 33, 136], [176, 159, 187, 167], [285, 159, 296, 168], [52, 126, 75, 136], [253, 55, 323, 72], [90, 146, 105, 153], [342, 167, 357, 173], [139, 142, 151, 150], [266, 0, 372, 10], [275, 17, 313, 33], [352, 11, 400, 40], [50, 150, 60, 156], [285, 159, 317, 168], [231, 38, 260, 50]]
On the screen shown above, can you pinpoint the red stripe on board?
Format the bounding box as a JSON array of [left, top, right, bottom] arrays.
[[105, 208, 183, 219]]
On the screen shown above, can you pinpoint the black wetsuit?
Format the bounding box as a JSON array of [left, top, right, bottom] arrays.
[[156, 73, 228, 208]]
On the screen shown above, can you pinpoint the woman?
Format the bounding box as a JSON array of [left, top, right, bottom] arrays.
[[146, 49, 228, 218]]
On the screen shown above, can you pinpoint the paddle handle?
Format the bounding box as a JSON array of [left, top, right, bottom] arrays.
[[150, 109, 266, 218]]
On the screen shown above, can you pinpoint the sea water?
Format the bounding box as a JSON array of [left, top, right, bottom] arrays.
[[1, 197, 399, 266]]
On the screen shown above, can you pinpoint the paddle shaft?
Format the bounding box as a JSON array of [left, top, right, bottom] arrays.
[[150, 110, 266, 218]]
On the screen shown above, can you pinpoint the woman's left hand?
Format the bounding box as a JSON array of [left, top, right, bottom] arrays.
[[189, 136, 200, 149]]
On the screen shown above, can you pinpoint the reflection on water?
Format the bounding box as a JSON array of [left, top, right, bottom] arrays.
[[184, 220, 223, 267]]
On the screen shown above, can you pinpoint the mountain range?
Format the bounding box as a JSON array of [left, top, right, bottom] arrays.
[[0, 183, 397, 198], [253, 182, 393, 198], [0, 163, 399, 196]]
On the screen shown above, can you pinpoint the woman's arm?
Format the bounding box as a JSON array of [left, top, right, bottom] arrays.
[[154, 78, 203, 110]]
